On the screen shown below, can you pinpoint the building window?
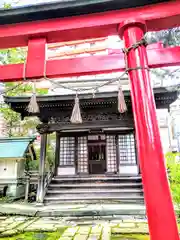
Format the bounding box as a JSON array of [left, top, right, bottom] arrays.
[[118, 133, 136, 165], [59, 137, 75, 166]]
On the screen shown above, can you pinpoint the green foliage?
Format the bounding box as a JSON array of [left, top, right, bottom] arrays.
[[166, 153, 180, 211], [1, 229, 66, 240], [46, 144, 55, 169], [0, 37, 28, 136], [25, 141, 55, 171], [0, 42, 47, 137], [25, 159, 39, 171], [0, 7, 48, 137], [146, 28, 180, 84], [3, 2, 11, 9]]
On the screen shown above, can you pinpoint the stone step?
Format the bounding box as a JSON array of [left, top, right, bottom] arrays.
[[52, 175, 142, 182], [44, 199, 144, 205], [51, 176, 142, 185], [44, 193, 144, 201], [45, 174, 144, 205], [48, 182, 142, 189], [59, 215, 147, 222], [47, 188, 143, 194]]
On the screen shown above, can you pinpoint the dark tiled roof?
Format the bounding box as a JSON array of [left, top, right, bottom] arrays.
[[0, 0, 169, 25]]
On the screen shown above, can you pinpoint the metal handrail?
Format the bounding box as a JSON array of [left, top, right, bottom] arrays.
[[24, 170, 48, 202]]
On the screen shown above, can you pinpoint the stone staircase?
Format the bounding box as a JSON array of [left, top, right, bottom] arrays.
[[44, 175, 144, 205]]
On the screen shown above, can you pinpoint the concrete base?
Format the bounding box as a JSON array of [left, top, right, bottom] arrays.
[[36, 202, 44, 207], [6, 183, 25, 199]]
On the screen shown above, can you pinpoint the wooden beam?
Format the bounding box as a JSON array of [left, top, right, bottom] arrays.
[[1, 46, 180, 82], [26, 38, 46, 78], [0, 1, 179, 49]]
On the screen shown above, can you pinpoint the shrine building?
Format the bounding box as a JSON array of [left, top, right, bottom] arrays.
[[5, 87, 177, 204], [1, 0, 180, 238]]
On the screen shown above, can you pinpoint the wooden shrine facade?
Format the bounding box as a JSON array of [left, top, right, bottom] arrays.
[[5, 88, 177, 177]]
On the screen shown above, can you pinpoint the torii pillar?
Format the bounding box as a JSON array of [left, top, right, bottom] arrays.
[[118, 20, 179, 240]]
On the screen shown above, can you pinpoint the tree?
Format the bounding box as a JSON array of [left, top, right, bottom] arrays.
[[146, 28, 180, 47], [0, 42, 47, 136], [0, 46, 28, 136], [0, 0, 48, 137], [146, 28, 180, 88]]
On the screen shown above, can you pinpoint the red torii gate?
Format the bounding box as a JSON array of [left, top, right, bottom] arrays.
[[0, 1, 180, 240]]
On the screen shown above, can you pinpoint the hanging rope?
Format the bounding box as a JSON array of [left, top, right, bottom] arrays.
[[45, 72, 127, 123], [27, 81, 39, 113], [21, 56, 40, 113], [1, 36, 151, 122], [70, 91, 82, 124], [118, 80, 127, 113], [123, 38, 149, 73], [41, 37, 150, 123]]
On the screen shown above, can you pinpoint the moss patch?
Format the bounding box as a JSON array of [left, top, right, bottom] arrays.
[[111, 234, 149, 240], [0, 229, 65, 240]]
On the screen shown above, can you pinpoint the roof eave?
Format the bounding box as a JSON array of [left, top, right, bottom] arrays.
[[4, 87, 176, 103], [0, 0, 169, 25]]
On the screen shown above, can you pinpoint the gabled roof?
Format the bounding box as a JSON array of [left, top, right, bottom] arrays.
[[0, 0, 169, 25], [5, 87, 177, 103], [0, 137, 36, 159]]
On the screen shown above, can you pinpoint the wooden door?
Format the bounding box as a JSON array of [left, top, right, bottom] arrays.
[[88, 141, 106, 174]]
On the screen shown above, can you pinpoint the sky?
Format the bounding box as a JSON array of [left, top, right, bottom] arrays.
[[0, 0, 57, 8]]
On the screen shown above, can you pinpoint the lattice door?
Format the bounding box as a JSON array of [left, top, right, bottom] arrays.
[[118, 133, 137, 166], [77, 136, 88, 174], [106, 135, 117, 173], [59, 137, 75, 166]]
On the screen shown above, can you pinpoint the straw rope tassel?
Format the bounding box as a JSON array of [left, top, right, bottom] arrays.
[[118, 82, 127, 113], [70, 93, 82, 124], [27, 82, 39, 113]]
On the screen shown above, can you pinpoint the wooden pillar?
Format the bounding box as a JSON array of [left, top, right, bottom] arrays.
[[118, 19, 179, 240], [25, 175, 30, 202], [36, 133, 47, 204], [55, 132, 60, 175]]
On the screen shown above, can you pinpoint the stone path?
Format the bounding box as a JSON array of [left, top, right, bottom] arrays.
[[0, 202, 146, 217], [0, 216, 149, 238]]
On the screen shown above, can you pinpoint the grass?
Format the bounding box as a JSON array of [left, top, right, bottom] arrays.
[[0, 222, 179, 240], [0, 229, 66, 240], [111, 235, 149, 240], [1, 233, 149, 240]]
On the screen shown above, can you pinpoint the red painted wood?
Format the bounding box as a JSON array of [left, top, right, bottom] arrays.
[[26, 38, 46, 78], [1, 45, 180, 82], [0, 1, 179, 49], [119, 20, 179, 240]]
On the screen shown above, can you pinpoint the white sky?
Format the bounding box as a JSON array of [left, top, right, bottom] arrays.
[[0, 0, 58, 7]]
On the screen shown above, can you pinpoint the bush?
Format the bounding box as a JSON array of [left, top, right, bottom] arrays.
[[166, 153, 180, 215], [25, 144, 55, 171]]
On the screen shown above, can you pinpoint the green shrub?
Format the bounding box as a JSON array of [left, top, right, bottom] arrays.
[[25, 144, 55, 172], [166, 153, 180, 215]]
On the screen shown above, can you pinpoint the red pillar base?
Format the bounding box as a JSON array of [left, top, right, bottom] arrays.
[[118, 20, 179, 240]]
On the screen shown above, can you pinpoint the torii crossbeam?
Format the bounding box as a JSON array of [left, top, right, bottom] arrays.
[[0, 1, 180, 240]]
